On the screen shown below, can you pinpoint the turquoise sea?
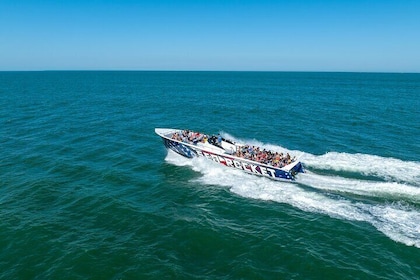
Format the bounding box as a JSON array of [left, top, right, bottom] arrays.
[[0, 71, 419, 279]]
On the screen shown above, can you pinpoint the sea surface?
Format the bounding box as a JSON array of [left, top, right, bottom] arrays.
[[0, 71, 419, 279]]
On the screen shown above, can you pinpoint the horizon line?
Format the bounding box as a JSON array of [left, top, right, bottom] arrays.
[[1, 69, 419, 74]]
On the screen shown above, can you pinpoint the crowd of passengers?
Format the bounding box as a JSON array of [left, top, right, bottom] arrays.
[[234, 145, 294, 167], [171, 130, 206, 143], [171, 130, 295, 168]]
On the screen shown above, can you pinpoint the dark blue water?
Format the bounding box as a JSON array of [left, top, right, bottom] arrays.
[[1, 71, 419, 279]]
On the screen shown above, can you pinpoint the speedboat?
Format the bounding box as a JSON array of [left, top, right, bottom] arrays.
[[155, 128, 304, 181]]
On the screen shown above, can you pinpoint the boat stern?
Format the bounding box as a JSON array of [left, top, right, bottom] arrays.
[[283, 160, 305, 178], [290, 161, 304, 175]]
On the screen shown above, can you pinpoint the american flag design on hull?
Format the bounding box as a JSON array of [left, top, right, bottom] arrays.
[[164, 138, 197, 158]]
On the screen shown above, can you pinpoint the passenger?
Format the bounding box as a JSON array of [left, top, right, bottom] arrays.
[[256, 151, 262, 162], [182, 130, 189, 141], [217, 134, 222, 146], [274, 153, 280, 163], [241, 146, 247, 154], [193, 132, 204, 143], [172, 132, 182, 141], [285, 153, 291, 164], [188, 131, 194, 141], [181, 130, 188, 142]]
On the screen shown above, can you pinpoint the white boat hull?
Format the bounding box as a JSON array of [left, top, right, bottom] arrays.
[[155, 128, 304, 181]]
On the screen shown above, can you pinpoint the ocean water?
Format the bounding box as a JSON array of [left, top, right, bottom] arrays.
[[0, 71, 419, 279]]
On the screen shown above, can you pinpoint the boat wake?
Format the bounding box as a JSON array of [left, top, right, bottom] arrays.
[[164, 145, 420, 249], [303, 151, 420, 186]]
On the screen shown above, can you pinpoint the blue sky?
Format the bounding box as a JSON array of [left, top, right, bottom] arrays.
[[1, 0, 419, 72]]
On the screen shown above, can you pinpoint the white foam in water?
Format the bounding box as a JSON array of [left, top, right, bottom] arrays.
[[165, 149, 195, 166], [193, 156, 361, 220], [366, 203, 420, 248], [302, 152, 420, 186], [164, 141, 420, 248], [298, 173, 420, 204], [187, 155, 420, 247]]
